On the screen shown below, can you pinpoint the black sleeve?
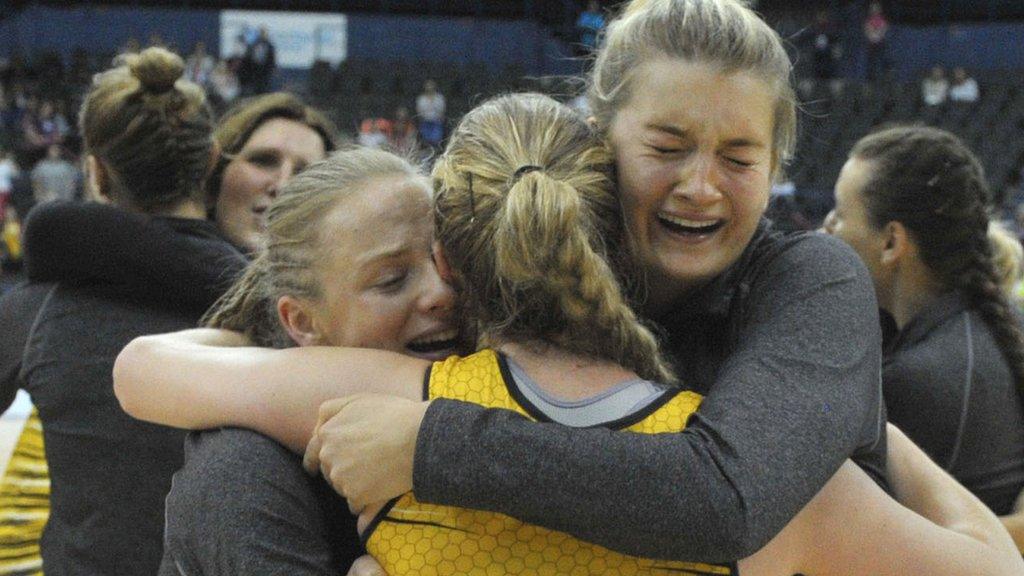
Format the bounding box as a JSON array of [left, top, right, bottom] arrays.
[[23, 202, 245, 313], [0, 283, 53, 413], [882, 356, 959, 468], [160, 428, 362, 576], [412, 234, 884, 562]]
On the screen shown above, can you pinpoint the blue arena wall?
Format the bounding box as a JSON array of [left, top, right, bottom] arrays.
[[0, 5, 576, 75], [889, 23, 1024, 77]]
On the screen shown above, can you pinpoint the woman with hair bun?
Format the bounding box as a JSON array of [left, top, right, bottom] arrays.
[[825, 125, 1024, 535], [0, 47, 246, 574], [0, 86, 336, 576]]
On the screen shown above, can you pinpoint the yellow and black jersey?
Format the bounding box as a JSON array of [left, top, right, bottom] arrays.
[[0, 410, 48, 576], [363, 349, 738, 575]]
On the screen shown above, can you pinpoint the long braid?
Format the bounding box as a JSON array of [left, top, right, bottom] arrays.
[[491, 171, 677, 384], [954, 206, 1024, 400], [853, 125, 1024, 406]]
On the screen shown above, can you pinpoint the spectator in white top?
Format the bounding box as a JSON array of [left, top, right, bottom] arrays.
[[949, 67, 980, 103], [0, 148, 19, 215], [30, 144, 79, 204], [210, 61, 240, 108], [185, 42, 215, 88], [415, 79, 446, 149], [921, 65, 949, 107]]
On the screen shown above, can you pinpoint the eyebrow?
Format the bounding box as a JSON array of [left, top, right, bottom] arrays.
[[645, 123, 767, 149], [355, 245, 411, 267]]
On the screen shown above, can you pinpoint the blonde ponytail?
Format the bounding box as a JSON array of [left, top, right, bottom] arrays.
[[436, 93, 677, 384]]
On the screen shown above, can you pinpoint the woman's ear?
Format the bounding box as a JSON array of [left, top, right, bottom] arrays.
[[880, 221, 911, 266], [277, 295, 322, 347], [205, 140, 222, 183], [432, 241, 454, 284], [85, 155, 112, 204]]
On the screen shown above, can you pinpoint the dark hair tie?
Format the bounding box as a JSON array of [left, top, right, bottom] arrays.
[[511, 164, 543, 184]]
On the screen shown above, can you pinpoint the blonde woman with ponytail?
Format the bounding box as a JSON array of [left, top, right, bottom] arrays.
[[115, 93, 1023, 575]]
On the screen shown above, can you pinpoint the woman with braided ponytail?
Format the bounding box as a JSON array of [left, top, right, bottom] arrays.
[[116, 94, 1023, 574], [0, 47, 247, 574], [825, 125, 1024, 531]]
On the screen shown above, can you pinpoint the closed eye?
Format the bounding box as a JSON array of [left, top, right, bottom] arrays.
[[376, 272, 409, 293], [726, 157, 755, 168]]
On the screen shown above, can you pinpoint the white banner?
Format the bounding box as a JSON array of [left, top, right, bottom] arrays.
[[220, 10, 347, 69]]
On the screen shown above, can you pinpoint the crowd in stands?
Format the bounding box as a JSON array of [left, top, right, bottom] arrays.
[[2, 1, 1024, 574], [1, 3, 1023, 267]]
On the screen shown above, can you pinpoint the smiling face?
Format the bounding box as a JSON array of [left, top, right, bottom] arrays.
[[609, 59, 775, 309], [825, 156, 892, 304], [310, 176, 457, 360], [216, 117, 326, 251]]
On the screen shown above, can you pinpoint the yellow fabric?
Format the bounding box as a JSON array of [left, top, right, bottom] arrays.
[[366, 350, 734, 575], [0, 409, 47, 576], [2, 220, 21, 261]]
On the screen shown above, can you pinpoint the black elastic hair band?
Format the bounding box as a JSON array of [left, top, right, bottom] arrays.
[[511, 164, 543, 184]]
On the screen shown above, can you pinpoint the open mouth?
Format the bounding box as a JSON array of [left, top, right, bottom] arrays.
[[657, 213, 725, 236], [406, 329, 459, 358]]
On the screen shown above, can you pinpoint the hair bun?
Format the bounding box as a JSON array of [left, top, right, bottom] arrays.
[[129, 47, 185, 94]]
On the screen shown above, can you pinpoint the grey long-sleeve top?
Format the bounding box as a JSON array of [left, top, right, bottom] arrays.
[[412, 222, 888, 563]]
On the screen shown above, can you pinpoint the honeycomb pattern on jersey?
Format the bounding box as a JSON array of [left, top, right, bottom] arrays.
[[0, 410, 47, 576], [366, 350, 732, 575]]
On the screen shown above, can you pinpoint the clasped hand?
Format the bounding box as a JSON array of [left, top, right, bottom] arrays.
[[302, 393, 430, 514]]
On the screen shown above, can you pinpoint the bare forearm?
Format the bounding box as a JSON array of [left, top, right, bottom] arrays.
[[114, 331, 427, 451], [1000, 512, 1024, 554], [888, 424, 1019, 557]]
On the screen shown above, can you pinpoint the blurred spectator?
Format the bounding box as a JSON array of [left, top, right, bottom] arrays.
[[209, 61, 240, 108], [21, 99, 65, 164], [49, 101, 71, 140], [227, 35, 248, 75], [0, 148, 19, 215], [389, 106, 418, 151], [242, 27, 276, 95], [805, 10, 840, 80], [1, 205, 21, 270], [0, 205, 20, 270], [416, 79, 446, 149], [576, 1, 605, 55], [949, 67, 980, 103], [921, 65, 949, 107], [121, 37, 142, 55], [0, 95, 22, 151], [185, 41, 215, 88], [5, 102, 20, 147], [357, 117, 391, 150], [863, 1, 889, 81], [30, 144, 79, 204], [148, 32, 167, 49]]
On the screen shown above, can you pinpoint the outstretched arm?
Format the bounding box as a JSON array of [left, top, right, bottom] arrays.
[[23, 201, 246, 313], [1000, 490, 1024, 553], [407, 235, 884, 561], [746, 425, 1022, 575], [113, 328, 428, 451]]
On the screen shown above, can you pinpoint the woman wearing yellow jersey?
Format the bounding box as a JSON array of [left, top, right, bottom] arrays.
[[116, 93, 1022, 575]]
